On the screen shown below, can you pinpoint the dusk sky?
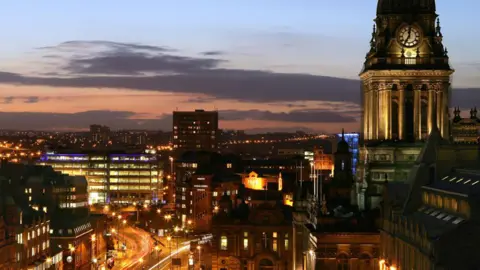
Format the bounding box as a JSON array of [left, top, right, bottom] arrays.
[[0, 0, 479, 133]]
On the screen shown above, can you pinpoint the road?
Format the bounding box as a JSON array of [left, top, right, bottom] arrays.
[[109, 224, 210, 269], [147, 244, 191, 270], [114, 226, 154, 269]]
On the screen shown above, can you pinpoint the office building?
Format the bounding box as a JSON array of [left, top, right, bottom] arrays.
[[38, 150, 162, 204], [172, 110, 218, 153]]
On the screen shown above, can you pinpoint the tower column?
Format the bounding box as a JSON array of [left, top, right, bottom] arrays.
[[442, 81, 449, 138], [436, 90, 443, 134], [378, 83, 386, 139], [398, 83, 406, 140], [362, 83, 367, 141], [414, 83, 422, 140], [364, 85, 370, 140], [372, 82, 379, 139], [386, 83, 393, 139], [427, 87, 435, 134]]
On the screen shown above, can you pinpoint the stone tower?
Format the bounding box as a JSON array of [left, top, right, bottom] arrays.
[[358, 0, 454, 209]]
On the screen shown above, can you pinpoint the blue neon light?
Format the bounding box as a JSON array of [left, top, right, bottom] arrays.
[[336, 132, 360, 175]]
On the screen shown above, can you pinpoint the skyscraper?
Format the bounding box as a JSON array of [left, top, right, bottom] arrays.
[[172, 110, 219, 153]]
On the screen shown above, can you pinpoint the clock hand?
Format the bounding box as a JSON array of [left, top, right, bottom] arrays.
[[406, 27, 412, 44]]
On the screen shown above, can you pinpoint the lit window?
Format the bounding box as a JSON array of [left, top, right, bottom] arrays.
[[243, 232, 248, 250], [220, 236, 228, 250], [284, 233, 289, 250], [226, 163, 232, 169], [16, 234, 23, 244], [272, 232, 278, 251], [213, 192, 218, 197]]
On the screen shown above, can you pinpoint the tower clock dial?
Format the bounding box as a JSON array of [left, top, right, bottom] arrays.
[[398, 25, 421, 47]]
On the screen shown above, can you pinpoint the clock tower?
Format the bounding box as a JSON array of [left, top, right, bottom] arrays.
[[358, 0, 454, 209]]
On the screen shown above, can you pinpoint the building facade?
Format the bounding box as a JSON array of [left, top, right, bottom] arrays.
[[172, 110, 219, 153], [451, 107, 480, 144], [356, 0, 480, 209], [38, 150, 162, 204], [380, 123, 480, 269], [211, 201, 316, 270]]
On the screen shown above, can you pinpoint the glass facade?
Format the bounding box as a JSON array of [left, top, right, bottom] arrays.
[[38, 152, 162, 204], [336, 132, 359, 175]]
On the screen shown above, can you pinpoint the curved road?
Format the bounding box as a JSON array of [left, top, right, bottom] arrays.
[[114, 226, 154, 269]]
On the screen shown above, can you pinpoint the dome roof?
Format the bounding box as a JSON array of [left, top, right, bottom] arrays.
[[377, 0, 436, 15]]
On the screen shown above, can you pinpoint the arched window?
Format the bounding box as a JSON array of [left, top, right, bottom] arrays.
[[358, 254, 371, 270], [337, 253, 349, 270], [258, 259, 274, 270]]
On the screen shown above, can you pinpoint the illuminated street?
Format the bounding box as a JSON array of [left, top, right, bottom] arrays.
[[113, 226, 154, 270]]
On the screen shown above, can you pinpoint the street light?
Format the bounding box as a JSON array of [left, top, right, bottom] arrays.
[[197, 245, 202, 268], [167, 235, 173, 270]]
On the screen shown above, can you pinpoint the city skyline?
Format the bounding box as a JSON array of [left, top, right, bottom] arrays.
[[0, 0, 479, 133]]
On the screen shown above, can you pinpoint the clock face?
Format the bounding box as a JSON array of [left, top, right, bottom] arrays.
[[398, 26, 421, 47]]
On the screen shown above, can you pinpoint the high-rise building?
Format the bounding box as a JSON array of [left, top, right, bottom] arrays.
[[90, 125, 110, 143], [358, 0, 454, 208], [172, 110, 218, 153]]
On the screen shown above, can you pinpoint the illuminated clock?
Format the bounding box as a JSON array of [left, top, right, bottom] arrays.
[[398, 25, 421, 47]]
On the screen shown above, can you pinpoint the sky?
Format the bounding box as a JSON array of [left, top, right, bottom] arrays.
[[0, 0, 479, 133]]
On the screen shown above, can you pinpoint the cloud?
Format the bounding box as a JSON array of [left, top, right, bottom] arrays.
[[65, 50, 224, 75], [0, 108, 355, 131], [38, 40, 172, 53], [201, 51, 224, 56], [2, 97, 14, 104], [0, 40, 479, 108], [1, 96, 42, 104], [0, 110, 172, 130], [24, 96, 40, 103], [220, 109, 356, 123]]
